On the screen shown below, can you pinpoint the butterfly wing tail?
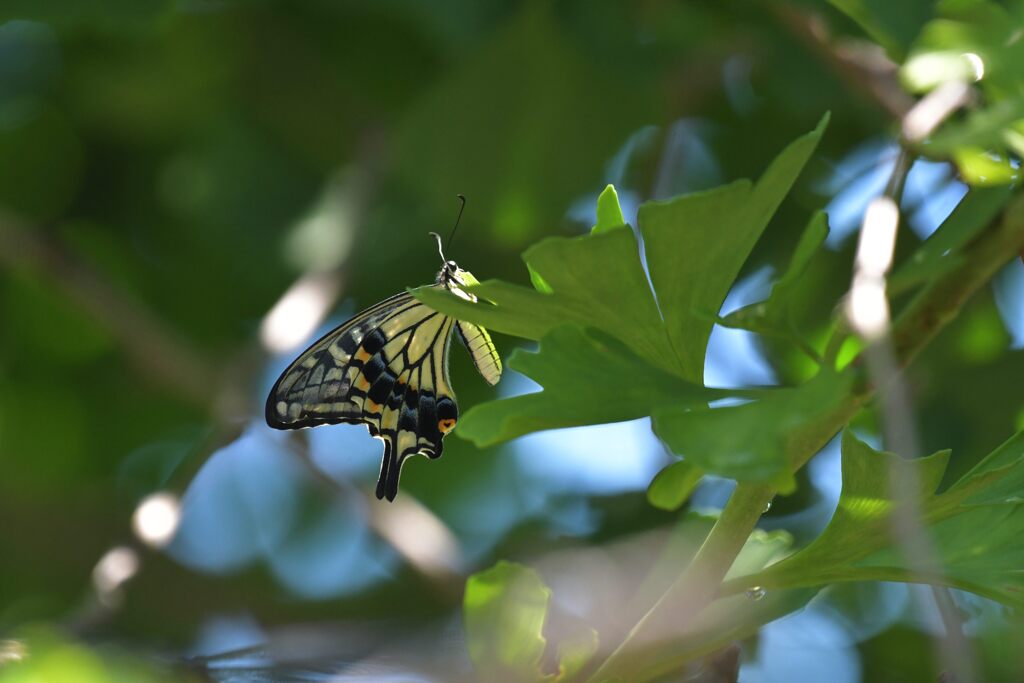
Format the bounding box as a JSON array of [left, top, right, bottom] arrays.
[[375, 439, 401, 501]]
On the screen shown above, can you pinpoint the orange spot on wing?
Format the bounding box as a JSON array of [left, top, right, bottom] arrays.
[[355, 348, 371, 362], [438, 418, 456, 434]]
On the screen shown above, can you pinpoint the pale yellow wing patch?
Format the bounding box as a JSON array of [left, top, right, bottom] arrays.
[[455, 320, 502, 385], [446, 267, 502, 386]]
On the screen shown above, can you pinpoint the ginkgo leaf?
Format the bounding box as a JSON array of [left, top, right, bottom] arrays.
[[592, 184, 627, 235], [456, 325, 739, 447], [413, 115, 830, 384], [652, 370, 852, 491], [463, 560, 600, 683], [889, 186, 1012, 293], [725, 430, 1024, 608], [414, 223, 683, 377], [647, 460, 704, 511], [716, 210, 830, 352], [639, 113, 830, 381], [416, 120, 833, 486], [464, 561, 551, 682]]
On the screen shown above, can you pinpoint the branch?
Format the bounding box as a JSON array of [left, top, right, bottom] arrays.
[[768, 3, 914, 120], [0, 215, 219, 408], [844, 80, 978, 677]]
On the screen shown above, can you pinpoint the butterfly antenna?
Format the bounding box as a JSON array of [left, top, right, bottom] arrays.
[[428, 231, 446, 263], [447, 194, 466, 252]]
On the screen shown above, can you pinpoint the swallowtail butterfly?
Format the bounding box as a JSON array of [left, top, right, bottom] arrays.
[[265, 230, 501, 501]]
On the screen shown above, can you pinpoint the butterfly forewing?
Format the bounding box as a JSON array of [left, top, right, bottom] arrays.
[[266, 287, 459, 500], [268, 291, 410, 426]]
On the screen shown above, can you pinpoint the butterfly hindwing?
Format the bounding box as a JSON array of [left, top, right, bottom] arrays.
[[456, 320, 502, 386], [445, 270, 502, 387], [266, 287, 460, 500]]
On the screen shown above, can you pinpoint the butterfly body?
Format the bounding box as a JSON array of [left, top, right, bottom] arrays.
[[266, 258, 500, 501]]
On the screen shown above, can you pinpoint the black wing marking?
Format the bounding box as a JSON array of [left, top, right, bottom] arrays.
[[265, 288, 459, 501]]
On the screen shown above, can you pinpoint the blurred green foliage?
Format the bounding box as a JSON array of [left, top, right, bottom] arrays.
[[0, 629, 194, 683], [464, 560, 598, 683]]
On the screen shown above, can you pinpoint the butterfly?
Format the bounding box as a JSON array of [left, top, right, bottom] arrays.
[[265, 231, 501, 501]]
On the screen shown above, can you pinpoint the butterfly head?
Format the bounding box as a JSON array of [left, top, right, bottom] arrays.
[[429, 232, 468, 285], [437, 260, 477, 291]]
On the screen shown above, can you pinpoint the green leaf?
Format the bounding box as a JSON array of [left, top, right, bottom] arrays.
[[717, 211, 829, 353], [951, 147, 1020, 186], [647, 460, 704, 511], [954, 430, 1024, 506], [902, 4, 1024, 96], [463, 560, 600, 683], [592, 184, 627, 234], [528, 265, 554, 294], [926, 96, 1024, 155], [414, 116, 829, 382], [553, 628, 599, 682], [901, 5, 1024, 184], [652, 370, 851, 489], [464, 560, 551, 682], [890, 186, 1012, 294], [639, 113, 829, 381], [414, 224, 684, 377], [726, 430, 1024, 608], [416, 120, 832, 483], [0, 628, 187, 683], [776, 211, 831, 294], [457, 325, 735, 447]]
